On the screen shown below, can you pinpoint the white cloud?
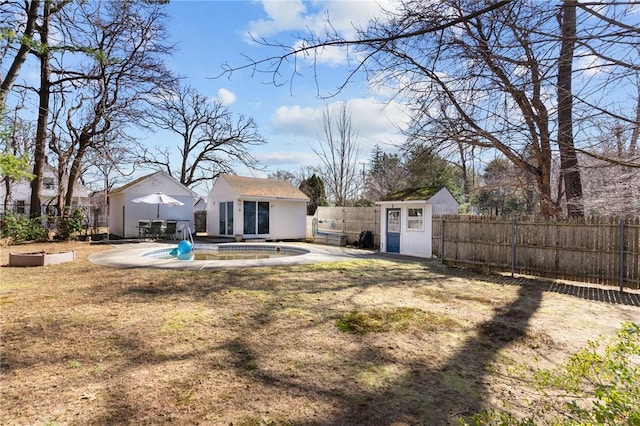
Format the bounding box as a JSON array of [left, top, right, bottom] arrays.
[[292, 39, 349, 66], [255, 150, 318, 166], [271, 104, 325, 138], [217, 88, 237, 105], [245, 0, 395, 64], [270, 97, 409, 153], [575, 51, 607, 77]]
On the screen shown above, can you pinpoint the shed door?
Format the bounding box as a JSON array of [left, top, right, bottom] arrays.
[[386, 208, 401, 253]]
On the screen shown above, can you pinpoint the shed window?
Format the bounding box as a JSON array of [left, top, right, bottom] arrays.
[[407, 208, 423, 230]]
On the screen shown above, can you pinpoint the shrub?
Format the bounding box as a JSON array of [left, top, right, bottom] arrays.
[[462, 322, 640, 425], [56, 207, 86, 241], [1, 213, 48, 243]]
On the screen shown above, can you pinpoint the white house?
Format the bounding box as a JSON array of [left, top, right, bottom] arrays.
[[0, 163, 91, 217], [207, 175, 309, 241], [108, 171, 196, 238], [376, 186, 459, 258]]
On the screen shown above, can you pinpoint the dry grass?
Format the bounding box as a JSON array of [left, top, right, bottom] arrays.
[[1, 241, 638, 425]]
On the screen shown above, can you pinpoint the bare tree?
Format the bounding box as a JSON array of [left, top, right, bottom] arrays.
[[29, 0, 58, 217], [220, 0, 640, 217], [49, 0, 176, 209], [138, 84, 265, 191], [581, 120, 640, 217], [312, 102, 361, 206], [267, 169, 300, 186], [364, 145, 407, 201]]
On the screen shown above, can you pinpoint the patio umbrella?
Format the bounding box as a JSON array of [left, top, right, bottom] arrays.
[[131, 192, 184, 218]]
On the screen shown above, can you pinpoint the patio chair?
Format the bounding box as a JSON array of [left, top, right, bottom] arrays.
[[163, 220, 178, 240], [138, 220, 151, 240], [150, 220, 163, 239]]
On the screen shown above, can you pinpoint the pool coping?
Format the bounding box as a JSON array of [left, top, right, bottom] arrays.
[[88, 241, 381, 270]]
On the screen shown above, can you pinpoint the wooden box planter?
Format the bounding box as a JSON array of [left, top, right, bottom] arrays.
[[314, 231, 347, 246], [9, 251, 76, 267]]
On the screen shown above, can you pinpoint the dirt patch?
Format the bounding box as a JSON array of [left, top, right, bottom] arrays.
[[1, 241, 638, 425]]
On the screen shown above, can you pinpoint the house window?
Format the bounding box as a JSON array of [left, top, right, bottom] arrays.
[[16, 200, 26, 215], [219, 201, 233, 235], [407, 208, 423, 230], [43, 177, 55, 190], [243, 201, 269, 235]]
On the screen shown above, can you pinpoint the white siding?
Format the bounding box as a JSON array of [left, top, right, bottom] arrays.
[[378, 202, 433, 258], [429, 188, 460, 215], [268, 200, 307, 240], [108, 172, 195, 238], [206, 178, 307, 240], [1, 165, 91, 216], [206, 178, 237, 236], [399, 203, 432, 257]]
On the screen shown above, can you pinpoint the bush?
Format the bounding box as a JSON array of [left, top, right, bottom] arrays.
[[1, 213, 48, 243], [462, 322, 640, 425], [56, 207, 86, 241]]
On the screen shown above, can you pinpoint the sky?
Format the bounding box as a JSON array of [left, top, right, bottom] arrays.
[[157, 0, 409, 189]]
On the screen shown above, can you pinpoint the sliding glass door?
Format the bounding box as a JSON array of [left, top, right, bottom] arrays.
[[243, 201, 269, 235]]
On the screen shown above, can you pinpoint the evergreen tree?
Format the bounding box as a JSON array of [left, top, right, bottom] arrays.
[[299, 174, 327, 215]]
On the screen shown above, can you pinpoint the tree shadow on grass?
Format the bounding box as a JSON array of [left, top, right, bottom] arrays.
[[340, 283, 543, 424], [220, 281, 544, 425]]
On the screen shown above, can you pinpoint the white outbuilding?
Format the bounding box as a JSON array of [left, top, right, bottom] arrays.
[[207, 175, 309, 241], [376, 186, 459, 258], [108, 171, 196, 238]]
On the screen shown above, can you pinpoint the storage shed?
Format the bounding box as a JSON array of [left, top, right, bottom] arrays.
[[376, 187, 459, 258], [108, 171, 196, 238], [207, 175, 309, 241]]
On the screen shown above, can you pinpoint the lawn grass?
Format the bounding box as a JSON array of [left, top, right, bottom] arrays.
[[0, 241, 638, 425]]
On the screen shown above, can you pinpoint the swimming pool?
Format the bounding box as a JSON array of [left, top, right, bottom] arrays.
[[143, 244, 309, 261], [88, 242, 377, 270]]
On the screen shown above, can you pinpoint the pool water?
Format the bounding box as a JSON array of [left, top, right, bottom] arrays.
[[143, 244, 308, 261], [192, 250, 294, 260]]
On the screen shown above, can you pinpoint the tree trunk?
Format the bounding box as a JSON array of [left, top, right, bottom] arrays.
[[29, 0, 51, 217], [64, 137, 89, 208], [557, 0, 584, 217], [630, 90, 639, 154], [0, 1, 40, 107]]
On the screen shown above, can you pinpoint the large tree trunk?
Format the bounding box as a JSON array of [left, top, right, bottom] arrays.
[[29, 1, 51, 218], [557, 0, 584, 217], [64, 136, 89, 208], [0, 1, 40, 107]]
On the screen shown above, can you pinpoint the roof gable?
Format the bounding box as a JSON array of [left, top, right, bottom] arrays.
[[216, 175, 309, 201], [109, 171, 196, 197]]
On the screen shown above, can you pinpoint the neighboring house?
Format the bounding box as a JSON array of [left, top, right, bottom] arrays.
[[193, 197, 207, 233], [0, 163, 91, 217], [194, 197, 207, 212], [376, 186, 459, 258], [108, 171, 196, 238], [207, 175, 309, 241]]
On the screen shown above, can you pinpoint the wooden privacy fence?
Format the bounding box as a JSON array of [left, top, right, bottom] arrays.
[[315, 206, 381, 246], [433, 216, 640, 290]]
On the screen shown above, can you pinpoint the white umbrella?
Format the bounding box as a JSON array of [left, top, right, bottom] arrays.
[[132, 192, 184, 218]]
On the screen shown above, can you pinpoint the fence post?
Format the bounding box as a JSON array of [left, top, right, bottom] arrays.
[[619, 218, 625, 292], [511, 217, 516, 278], [440, 216, 445, 264]]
